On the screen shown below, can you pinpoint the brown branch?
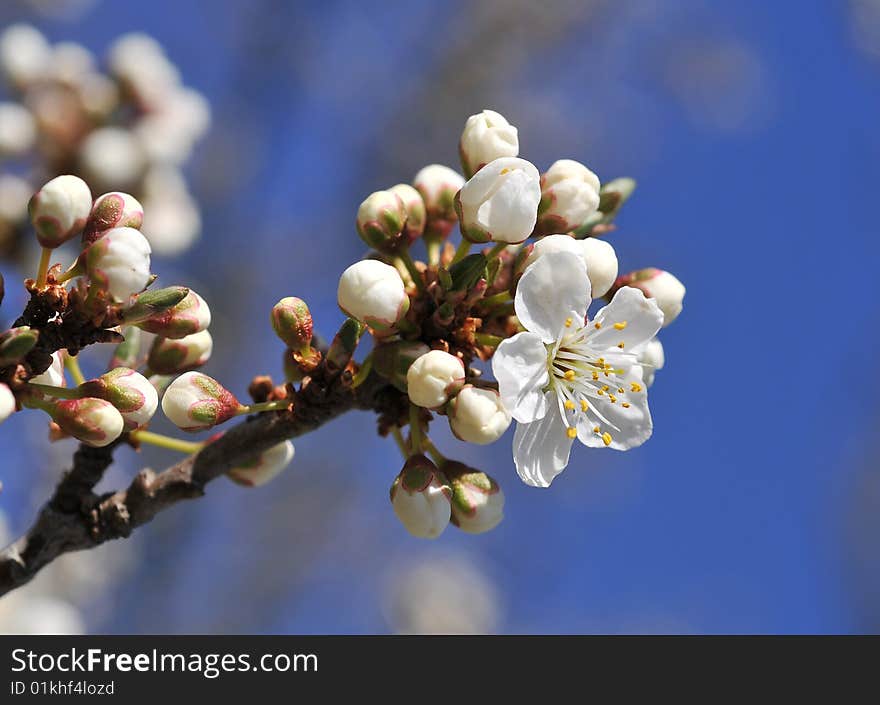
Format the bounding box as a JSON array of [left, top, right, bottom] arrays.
[[0, 368, 396, 597]]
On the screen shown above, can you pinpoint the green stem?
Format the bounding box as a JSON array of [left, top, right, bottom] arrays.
[[486, 242, 508, 261], [475, 332, 504, 347], [65, 355, 86, 386], [35, 248, 52, 289], [27, 382, 80, 400], [397, 249, 426, 294], [451, 238, 471, 265], [351, 351, 373, 389], [408, 404, 423, 454], [423, 437, 446, 466], [426, 238, 441, 267], [480, 291, 511, 308], [390, 426, 408, 458], [237, 399, 291, 416], [130, 429, 205, 455]]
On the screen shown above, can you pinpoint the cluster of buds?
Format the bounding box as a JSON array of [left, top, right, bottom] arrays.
[[0, 25, 208, 259]]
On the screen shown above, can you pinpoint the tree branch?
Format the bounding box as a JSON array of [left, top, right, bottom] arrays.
[[0, 368, 396, 597]]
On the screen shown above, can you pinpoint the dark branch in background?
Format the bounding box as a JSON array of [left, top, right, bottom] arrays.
[[0, 367, 394, 597]]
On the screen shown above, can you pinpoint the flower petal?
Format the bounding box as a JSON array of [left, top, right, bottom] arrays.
[[577, 368, 653, 450], [515, 251, 590, 343], [512, 392, 573, 487], [493, 331, 550, 423], [588, 286, 663, 352]]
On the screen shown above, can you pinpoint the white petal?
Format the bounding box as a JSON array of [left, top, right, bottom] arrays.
[[589, 286, 663, 352], [512, 392, 573, 487], [516, 251, 590, 343], [492, 331, 549, 423], [577, 369, 653, 451]]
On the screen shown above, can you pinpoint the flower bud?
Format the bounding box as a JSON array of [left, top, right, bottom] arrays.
[[337, 260, 409, 334], [28, 175, 93, 249], [31, 351, 65, 388], [445, 462, 505, 534], [0, 383, 15, 425], [228, 441, 295, 487], [109, 327, 142, 370], [82, 192, 144, 244], [133, 289, 210, 339], [447, 385, 511, 445], [456, 157, 541, 244], [389, 455, 451, 539], [325, 318, 364, 376], [79, 367, 158, 430], [523, 234, 618, 298], [121, 286, 190, 325], [459, 109, 519, 178], [637, 338, 665, 388], [356, 190, 407, 253], [0, 326, 38, 367], [51, 397, 124, 447], [161, 371, 242, 432], [0, 24, 50, 87], [611, 268, 685, 326], [373, 340, 430, 392], [413, 164, 465, 241], [389, 183, 426, 242], [147, 329, 213, 375], [84, 227, 152, 302], [270, 297, 313, 351], [536, 159, 600, 235], [78, 127, 146, 189], [0, 102, 36, 157], [406, 350, 466, 410]]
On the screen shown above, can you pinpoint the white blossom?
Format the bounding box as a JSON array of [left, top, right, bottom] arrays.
[[28, 175, 93, 248], [81, 368, 158, 430], [459, 109, 519, 177], [337, 260, 409, 333], [228, 441, 295, 487], [84, 227, 152, 302], [636, 338, 665, 388], [161, 371, 241, 432], [52, 397, 125, 448], [78, 127, 145, 188], [390, 456, 451, 539], [0, 102, 36, 156], [31, 351, 66, 388], [406, 350, 465, 410], [0, 383, 14, 424], [525, 233, 618, 298], [538, 159, 601, 232], [0, 24, 51, 86], [447, 385, 511, 445]]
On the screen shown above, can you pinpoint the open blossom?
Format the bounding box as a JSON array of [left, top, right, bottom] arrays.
[[51, 397, 125, 448], [0, 383, 14, 425], [84, 226, 152, 302], [524, 233, 618, 298], [337, 260, 409, 334], [447, 385, 511, 445], [28, 175, 93, 249], [446, 462, 505, 534], [492, 251, 663, 487], [161, 371, 242, 432], [136, 290, 211, 339], [406, 350, 465, 410], [456, 157, 541, 244], [79, 368, 158, 430], [390, 455, 452, 539], [611, 268, 685, 327], [536, 159, 601, 235], [228, 441, 295, 487], [147, 329, 213, 375], [459, 109, 519, 178]]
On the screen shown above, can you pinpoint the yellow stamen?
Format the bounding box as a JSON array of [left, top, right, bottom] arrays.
[[597, 389, 605, 396], [580, 400, 589, 412], [609, 394, 617, 403], [564, 400, 575, 411], [613, 321, 627, 330], [592, 426, 600, 434], [617, 387, 625, 393], [592, 371, 599, 381], [500, 167, 510, 174], [566, 426, 577, 439], [617, 342, 625, 349], [622, 402, 630, 408], [564, 370, 575, 381], [564, 317, 573, 328], [601, 432, 612, 446], [594, 321, 602, 329], [630, 382, 642, 392], [601, 385, 610, 392]]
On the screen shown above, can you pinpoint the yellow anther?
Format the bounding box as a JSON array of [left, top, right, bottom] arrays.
[[500, 168, 510, 174], [622, 402, 631, 408], [594, 321, 602, 329], [564, 317, 573, 328], [564, 400, 576, 411], [592, 426, 600, 434], [566, 426, 577, 439], [601, 385, 610, 392], [613, 321, 628, 330], [617, 342, 625, 349], [592, 371, 599, 381], [580, 400, 589, 412], [598, 358, 605, 365], [630, 382, 642, 392], [601, 432, 612, 446], [618, 387, 625, 393], [609, 394, 617, 404], [564, 370, 575, 381], [597, 389, 605, 396]]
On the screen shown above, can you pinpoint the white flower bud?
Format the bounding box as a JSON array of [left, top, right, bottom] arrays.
[[636, 338, 665, 388], [51, 397, 124, 448], [447, 385, 511, 445], [108, 33, 180, 109], [390, 455, 451, 539], [83, 192, 144, 244], [147, 329, 213, 375], [77, 73, 119, 119], [50, 42, 95, 84], [406, 350, 465, 410], [537, 159, 600, 234], [228, 441, 295, 488], [446, 463, 505, 534], [0, 102, 36, 157], [140, 192, 201, 256], [78, 127, 145, 188], [613, 268, 685, 326], [161, 371, 242, 432], [337, 260, 409, 334], [84, 226, 152, 302], [0, 383, 15, 424], [459, 109, 519, 178], [79, 368, 158, 430], [0, 24, 51, 87], [137, 290, 211, 339], [31, 351, 66, 388], [0, 174, 31, 225], [524, 233, 618, 298], [28, 175, 93, 249], [456, 157, 541, 244], [356, 190, 407, 252], [413, 164, 465, 240], [388, 183, 426, 241]]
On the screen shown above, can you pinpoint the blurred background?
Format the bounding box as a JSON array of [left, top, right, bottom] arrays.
[[0, 0, 878, 634]]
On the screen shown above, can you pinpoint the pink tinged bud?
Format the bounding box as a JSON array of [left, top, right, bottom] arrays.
[[612, 268, 685, 327], [456, 157, 541, 244], [388, 183, 426, 242], [82, 192, 144, 245], [356, 190, 407, 253], [337, 260, 409, 335], [227, 440, 295, 487], [161, 371, 242, 432], [28, 175, 92, 248], [270, 297, 313, 351], [459, 109, 519, 179], [536, 159, 601, 235], [0, 383, 15, 424], [79, 367, 158, 430], [390, 455, 452, 539], [405, 350, 466, 410], [136, 290, 211, 339], [84, 226, 152, 302], [51, 397, 124, 447], [445, 462, 505, 534], [147, 329, 213, 375], [447, 385, 511, 445], [413, 164, 465, 241]]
